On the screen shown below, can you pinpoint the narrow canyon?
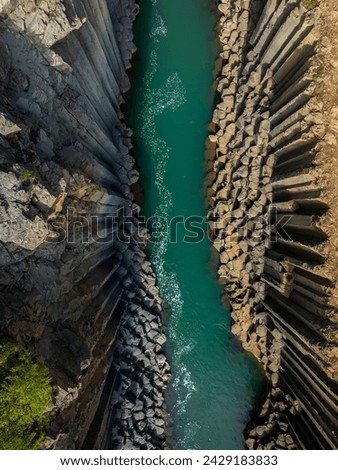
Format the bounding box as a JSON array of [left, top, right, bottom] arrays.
[[0, 0, 337, 451]]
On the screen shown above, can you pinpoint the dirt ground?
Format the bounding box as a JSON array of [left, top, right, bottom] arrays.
[[310, 0, 338, 311]]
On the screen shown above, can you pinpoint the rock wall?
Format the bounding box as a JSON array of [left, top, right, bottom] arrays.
[[0, 0, 169, 450], [208, 0, 338, 450]]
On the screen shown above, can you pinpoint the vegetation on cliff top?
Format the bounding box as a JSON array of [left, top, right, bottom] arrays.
[[0, 339, 52, 449], [302, 0, 317, 10]]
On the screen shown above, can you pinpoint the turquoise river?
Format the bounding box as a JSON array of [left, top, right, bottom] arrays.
[[126, 0, 263, 450]]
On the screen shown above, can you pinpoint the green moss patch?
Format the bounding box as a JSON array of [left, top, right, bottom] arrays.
[[303, 0, 317, 11], [21, 168, 34, 180]]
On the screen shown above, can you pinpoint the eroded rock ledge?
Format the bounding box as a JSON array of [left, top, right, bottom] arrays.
[[208, 0, 338, 449], [0, 0, 169, 450]]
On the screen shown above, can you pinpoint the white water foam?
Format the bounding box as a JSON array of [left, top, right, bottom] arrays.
[[150, 12, 167, 39], [138, 6, 199, 447]]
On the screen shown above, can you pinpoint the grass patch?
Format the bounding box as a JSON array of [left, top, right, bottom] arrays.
[[0, 339, 52, 449], [21, 168, 34, 180]]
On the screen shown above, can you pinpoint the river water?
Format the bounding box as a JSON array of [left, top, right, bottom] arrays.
[[126, 0, 263, 450]]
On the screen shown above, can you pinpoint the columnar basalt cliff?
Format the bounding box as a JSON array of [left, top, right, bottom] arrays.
[[0, 0, 170, 450], [208, 0, 338, 449]]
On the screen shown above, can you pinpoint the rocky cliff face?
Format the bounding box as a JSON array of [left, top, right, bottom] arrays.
[[0, 0, 170, 450], [208, 0, 338, 450]]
